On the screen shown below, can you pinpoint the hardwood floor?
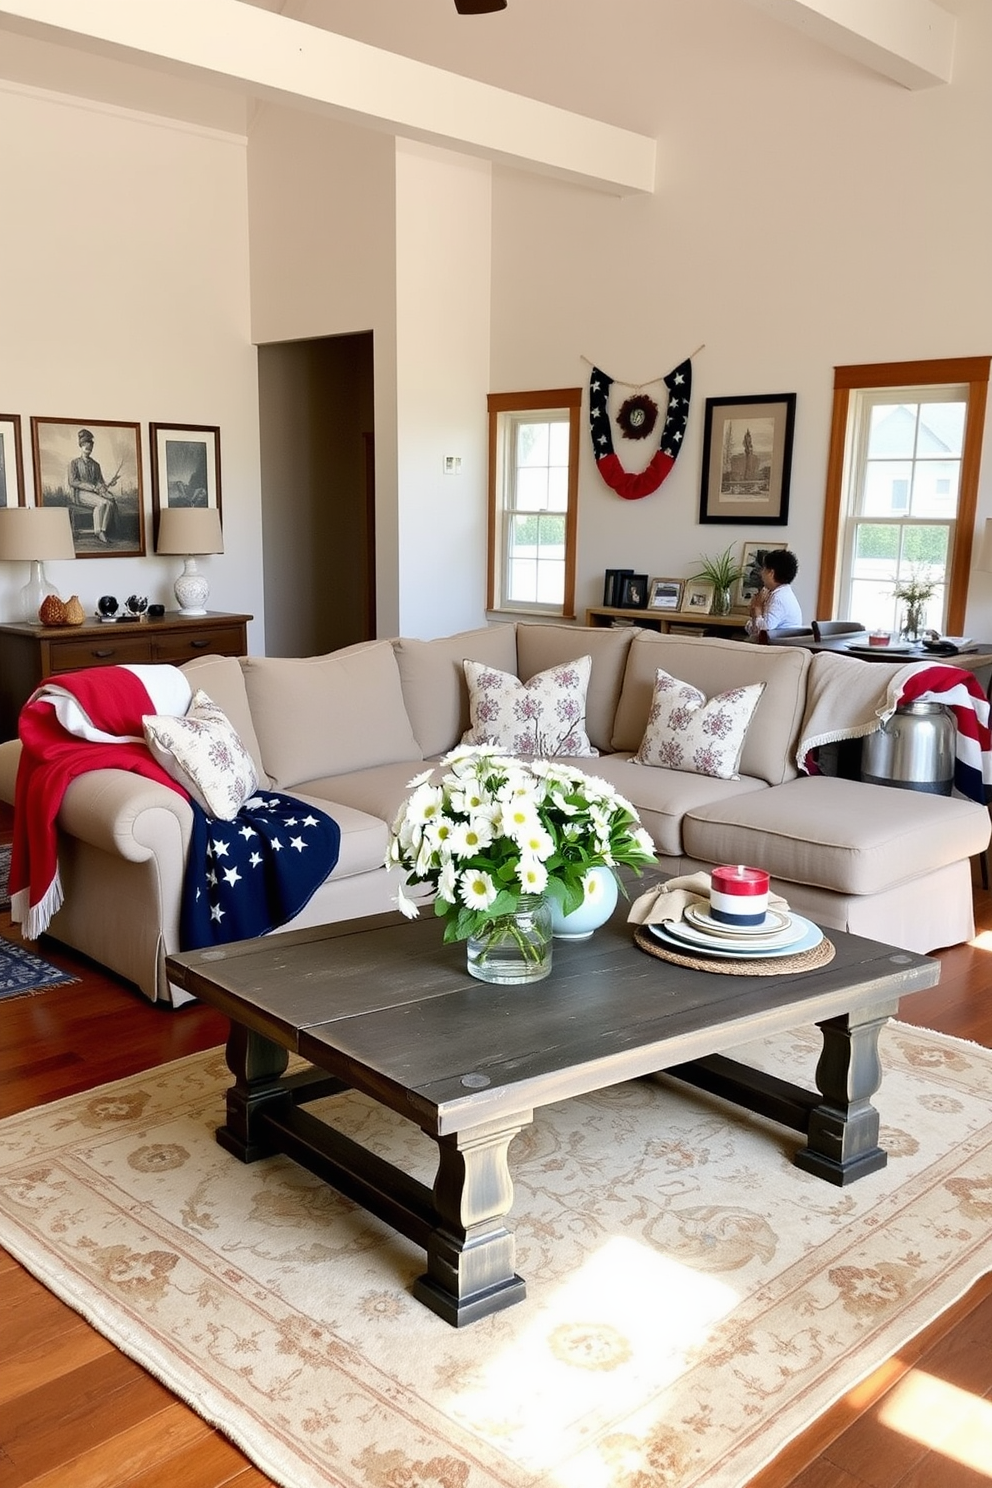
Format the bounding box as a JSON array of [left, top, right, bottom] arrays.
[[1, 848, 991, 1487]]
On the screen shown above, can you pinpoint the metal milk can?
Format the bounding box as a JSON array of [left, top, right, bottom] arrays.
[[860, 700, 955, 796]]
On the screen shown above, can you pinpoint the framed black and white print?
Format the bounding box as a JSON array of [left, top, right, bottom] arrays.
[[735, 540, 791, 610], [150, 424, 221, 546], [31, 416, 144, 556], [699, 393, 796, 525], [647, 577, 683, 611], [0, 414, 25, 507]]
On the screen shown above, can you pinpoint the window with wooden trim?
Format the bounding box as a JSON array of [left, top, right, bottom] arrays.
[[486, 388, 581, 618], [817, 357, 990, 635]]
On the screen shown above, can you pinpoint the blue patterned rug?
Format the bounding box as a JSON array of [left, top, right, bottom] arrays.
[[0, 933, 78, 1000]]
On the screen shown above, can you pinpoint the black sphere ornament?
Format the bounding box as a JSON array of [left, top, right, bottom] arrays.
[[97, 595, 119, 616]]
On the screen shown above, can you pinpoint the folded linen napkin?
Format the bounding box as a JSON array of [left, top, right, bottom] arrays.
[[628, 871, 789, 926]]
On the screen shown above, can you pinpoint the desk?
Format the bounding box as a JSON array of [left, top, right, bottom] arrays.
[[768, 633, 992, 693], [585, 605, 749, 635]]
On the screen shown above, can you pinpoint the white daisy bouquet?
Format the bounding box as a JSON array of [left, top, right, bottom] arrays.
[[385, 744, 657, 944]]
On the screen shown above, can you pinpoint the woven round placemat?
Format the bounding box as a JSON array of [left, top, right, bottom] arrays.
[[633, 923, 835, 976]]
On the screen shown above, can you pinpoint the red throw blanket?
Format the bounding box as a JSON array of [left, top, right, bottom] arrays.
[[9, 665, 193, 939]]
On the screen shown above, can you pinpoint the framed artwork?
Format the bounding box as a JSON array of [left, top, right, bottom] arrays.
[[618, 572, 649, 609], [698, 393, 796, 525], [31, 417, 144, 557], [647, 577, 683, 611], [150, 423, 221, 546], [0, 414, 25, 507], [735, 540, 790, 610], [683, 579, 714, 613]]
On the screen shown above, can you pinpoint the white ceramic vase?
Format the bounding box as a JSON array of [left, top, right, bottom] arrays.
[[550, 866, 619, 940]]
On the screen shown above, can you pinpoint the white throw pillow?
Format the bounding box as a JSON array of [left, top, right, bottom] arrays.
[[634, 669, 764, 779], [143, 689, 259, 820], [461, 655, 598, 758]]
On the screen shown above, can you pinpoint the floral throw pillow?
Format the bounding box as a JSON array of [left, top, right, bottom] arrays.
[[634, 669, 765, 779], [461, 655, 598, 758], [143, 689, 259, 820]]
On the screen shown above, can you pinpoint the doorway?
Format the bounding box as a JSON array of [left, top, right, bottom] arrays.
[[257, 331, 375, 657]]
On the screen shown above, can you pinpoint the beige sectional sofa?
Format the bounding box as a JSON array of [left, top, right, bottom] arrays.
[[0, 620, 986, 1006]]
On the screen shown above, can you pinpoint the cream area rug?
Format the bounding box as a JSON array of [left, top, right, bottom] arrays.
[[2, 1023, 992, 1488]]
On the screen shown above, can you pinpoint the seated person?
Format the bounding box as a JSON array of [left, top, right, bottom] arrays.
[[745, 549, 802, 636]]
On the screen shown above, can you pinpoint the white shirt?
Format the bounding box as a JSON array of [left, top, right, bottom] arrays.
[[746, 583, 803, 635]]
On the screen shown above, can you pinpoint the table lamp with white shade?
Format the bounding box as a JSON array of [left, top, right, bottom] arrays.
[[0, 505, 76, 621], [156, 507, 224, 616]]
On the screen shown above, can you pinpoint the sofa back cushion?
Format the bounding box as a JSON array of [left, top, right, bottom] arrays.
[[181, 654, 269, 784], [612, 632, 810, 786], [392, 625, 517, 757], [241, 640, 423, 788], [515, 623, 634, 754]]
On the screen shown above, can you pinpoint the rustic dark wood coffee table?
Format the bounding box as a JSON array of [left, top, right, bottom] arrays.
[[166, 908, 939, 1327]]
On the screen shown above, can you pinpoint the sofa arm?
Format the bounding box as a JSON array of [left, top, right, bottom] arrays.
[[56, 770, 194, 863]]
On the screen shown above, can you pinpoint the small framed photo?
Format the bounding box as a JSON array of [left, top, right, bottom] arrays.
[[31, 417, 144, 557], [699, 393, 796, 525], [0, 414, 25, 507], [735, 540, 790, 610], [150, 423, 222, 547], [618, 572, 650, 609], [647, 577, 683, 611], [683, 579, 714, 613]]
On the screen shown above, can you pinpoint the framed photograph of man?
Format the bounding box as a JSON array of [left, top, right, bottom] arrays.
[[30, 417, 144, 557], [150, 424, 221, 547], [735, 540, 790, 610], [698, 393, 796, 525], [0, 415, 25, 507]]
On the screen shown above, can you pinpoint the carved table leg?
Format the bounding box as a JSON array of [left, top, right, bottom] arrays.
[[795, 1000, 898, 1186], [413, 1112, 531, 1326], [217, 1022, 291, 1163]]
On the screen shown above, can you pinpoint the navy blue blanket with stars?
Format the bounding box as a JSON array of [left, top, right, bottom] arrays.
[[180, 791, 341, 951]]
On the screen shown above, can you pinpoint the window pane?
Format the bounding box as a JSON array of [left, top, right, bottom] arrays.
[[516, 466, 550, 510], [849, 578, 899, 632], [863, 460, 912, 516], [516, 422, 549, 467], [909, 460, 959, 517], [867, 404, 916, 459], [548, 421, 570, 464], [918, 401, 965, 457], [507, 554, 538, 603], [852, 522, 899, 567], [547, 465, 569, 511], [900, 526, 948, 568]]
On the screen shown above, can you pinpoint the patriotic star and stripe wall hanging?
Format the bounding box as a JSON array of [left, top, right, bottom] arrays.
[[589, 357, 692, 499]]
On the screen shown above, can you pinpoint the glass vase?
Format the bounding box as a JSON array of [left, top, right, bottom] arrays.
[[466, 895, 553, 984], [901, 603, 924, 642], [711, 586, 732, 617]]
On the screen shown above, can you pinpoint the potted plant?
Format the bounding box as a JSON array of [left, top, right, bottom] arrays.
[[689, 546, 745, 616], [386, 746, 656, 983], [892, 569, 938, 641]]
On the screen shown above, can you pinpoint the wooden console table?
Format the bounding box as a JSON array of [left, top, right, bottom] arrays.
[[585, 605, 750, 634], [0, 610, 252, 741]]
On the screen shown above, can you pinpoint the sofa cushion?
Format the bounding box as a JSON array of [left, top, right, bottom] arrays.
[[612, 632, 810, 786], [241, 642, 423, 789], [180, 654, 268, 784], [683, 775, 991, 895], [279, 789, 391, 881], [142, 689, 258, 821], [392, 625, 517, 758], [574, 752, 769, 857], [461, 655, 597, 757], [634, 670, 764, 779], [292, 760, 427, 834], [515, 623, 635, 754]]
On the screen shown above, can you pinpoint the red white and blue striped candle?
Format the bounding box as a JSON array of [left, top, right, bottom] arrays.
[[710, 864, 770, 926]]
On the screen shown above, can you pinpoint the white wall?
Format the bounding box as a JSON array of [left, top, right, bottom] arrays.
[[0, 83, 263, 644], [487, 1, 992, 636], [394, 140, 491, 639]]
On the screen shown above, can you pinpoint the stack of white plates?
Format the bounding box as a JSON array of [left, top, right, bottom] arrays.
[[648, 903, 823, 960]]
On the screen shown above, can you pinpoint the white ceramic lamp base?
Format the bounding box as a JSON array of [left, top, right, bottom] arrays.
[[173, 557, 209, 616]]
